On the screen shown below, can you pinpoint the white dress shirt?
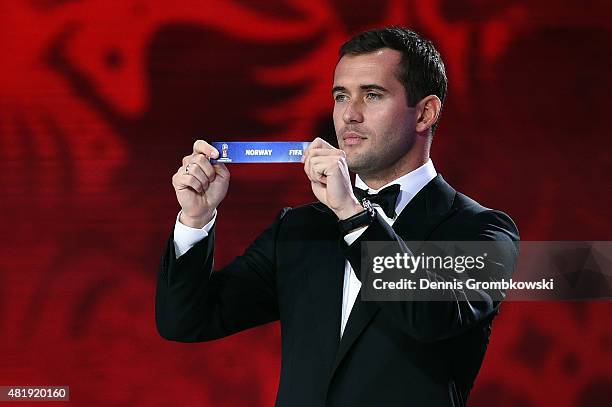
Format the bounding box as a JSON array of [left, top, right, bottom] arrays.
[[173, 210, 217, 258], [173, 159, 437, 338]]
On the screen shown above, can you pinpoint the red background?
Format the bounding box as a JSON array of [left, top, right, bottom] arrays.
[[1, 0, 611, 405]]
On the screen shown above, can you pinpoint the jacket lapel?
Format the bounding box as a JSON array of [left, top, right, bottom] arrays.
[[327, 174, 458, 383], [391, 173, 457, 241]]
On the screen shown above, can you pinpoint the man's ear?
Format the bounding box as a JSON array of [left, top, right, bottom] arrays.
[[415, 95, 442, 134]]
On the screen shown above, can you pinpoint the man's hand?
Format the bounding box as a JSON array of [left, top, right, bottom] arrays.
[[302, 138, 363, 220], [172, 140, 230, 228]]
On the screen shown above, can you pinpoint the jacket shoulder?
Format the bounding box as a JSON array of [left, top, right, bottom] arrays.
[[444, 191, 520, 240]]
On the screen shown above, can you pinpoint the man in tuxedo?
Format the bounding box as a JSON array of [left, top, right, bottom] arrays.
[[156, 27, 519, 406]]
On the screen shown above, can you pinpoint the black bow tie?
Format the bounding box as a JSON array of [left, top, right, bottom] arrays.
[[353, 184, 401, 219]]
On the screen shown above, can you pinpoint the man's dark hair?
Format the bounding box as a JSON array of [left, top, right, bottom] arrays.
[[339, 27, 447, 133]]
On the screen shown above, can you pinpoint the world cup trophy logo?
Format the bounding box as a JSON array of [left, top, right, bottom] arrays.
[[222, 143, 229, 159]]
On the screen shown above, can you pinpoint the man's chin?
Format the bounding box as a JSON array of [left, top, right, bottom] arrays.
[[347, 155, 373, 174]]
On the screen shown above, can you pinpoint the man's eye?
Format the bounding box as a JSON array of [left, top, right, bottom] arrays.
[[365, 92, 382, 101], [334, 94, 348, 102]]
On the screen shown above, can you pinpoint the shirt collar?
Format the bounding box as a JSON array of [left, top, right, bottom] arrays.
[[354, 159, 437, 220]]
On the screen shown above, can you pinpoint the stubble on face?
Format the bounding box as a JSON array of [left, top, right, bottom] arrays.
[[345, 125, 415, 177]]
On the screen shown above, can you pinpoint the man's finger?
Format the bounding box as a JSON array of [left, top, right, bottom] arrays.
[[310, 156, 341, 183], [213, 162, 230, 179], [193, 140, 220, 159], [191, 154, 216, 182], [183, 162, 210, 189], [309, 137, 335, 150], [306, 148, 345, 159], [309, 161, 327, 183], [176, 173, 205, 193], [302, 138, 338, 163], [303, 152, 319, 183]]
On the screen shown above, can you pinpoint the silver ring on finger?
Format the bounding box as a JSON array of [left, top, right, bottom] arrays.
[[185, 163, 191, 174]]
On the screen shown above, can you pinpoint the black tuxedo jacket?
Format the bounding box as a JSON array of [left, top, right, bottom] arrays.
[[156, 174, 519, 407]]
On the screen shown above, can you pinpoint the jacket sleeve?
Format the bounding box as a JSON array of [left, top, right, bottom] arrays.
[[345, 209, 519, 342], [155, 207, 290, 342]]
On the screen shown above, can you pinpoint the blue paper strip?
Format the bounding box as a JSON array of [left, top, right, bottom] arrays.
[[210, 141, 311, 163]]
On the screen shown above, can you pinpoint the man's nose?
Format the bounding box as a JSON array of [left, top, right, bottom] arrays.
[[342, 100, 364, 123]]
